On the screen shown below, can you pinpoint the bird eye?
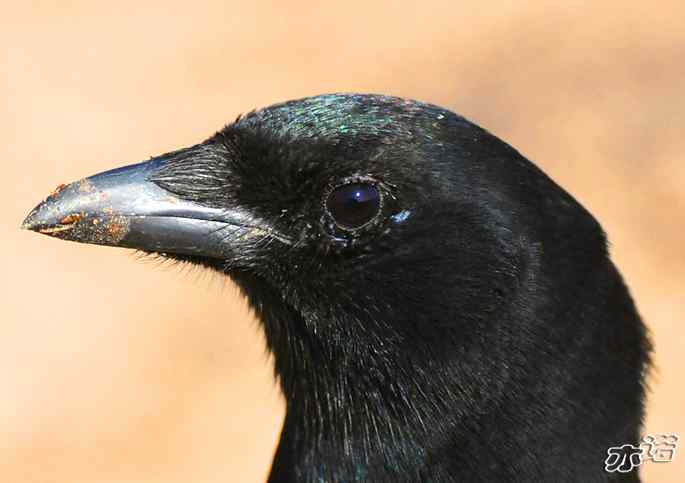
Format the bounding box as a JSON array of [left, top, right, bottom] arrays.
[[326, 182, 381, 230]]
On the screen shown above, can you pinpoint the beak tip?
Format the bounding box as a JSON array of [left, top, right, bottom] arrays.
[[21, 198, 63, 235], [21, 207, 41, 232]]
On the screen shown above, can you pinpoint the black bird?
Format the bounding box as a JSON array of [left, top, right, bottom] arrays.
[[23, 94, 650, 482]]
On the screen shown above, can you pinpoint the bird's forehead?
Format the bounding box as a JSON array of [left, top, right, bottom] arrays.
[[239, 94, 453, 142]]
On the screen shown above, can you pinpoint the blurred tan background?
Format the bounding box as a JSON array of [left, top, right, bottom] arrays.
[[1, 1, 683, 482]]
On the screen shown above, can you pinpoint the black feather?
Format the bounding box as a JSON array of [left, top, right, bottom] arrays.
[[150, 93, 651, 482]]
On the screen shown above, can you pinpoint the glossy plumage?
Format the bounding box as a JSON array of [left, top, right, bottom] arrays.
[[24, 94, 651, 482]]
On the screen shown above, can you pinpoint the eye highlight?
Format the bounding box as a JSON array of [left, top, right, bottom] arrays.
[[326, 182, 381, 230]]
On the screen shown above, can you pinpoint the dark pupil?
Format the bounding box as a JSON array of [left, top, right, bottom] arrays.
[[327, 183, 381, 229]]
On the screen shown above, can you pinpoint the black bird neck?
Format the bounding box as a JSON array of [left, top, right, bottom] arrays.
[[233, 256, 647, 483], [267, 326, 462, 483]]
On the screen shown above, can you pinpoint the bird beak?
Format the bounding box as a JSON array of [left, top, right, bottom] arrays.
[[21, 153, 249, 259]]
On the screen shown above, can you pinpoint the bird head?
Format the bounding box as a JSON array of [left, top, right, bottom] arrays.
[[23, 95, 542, 359], [22, 94, 649, 481]]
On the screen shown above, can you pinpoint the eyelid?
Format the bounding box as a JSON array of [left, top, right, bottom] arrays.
[[320, 175, 395, 239]]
